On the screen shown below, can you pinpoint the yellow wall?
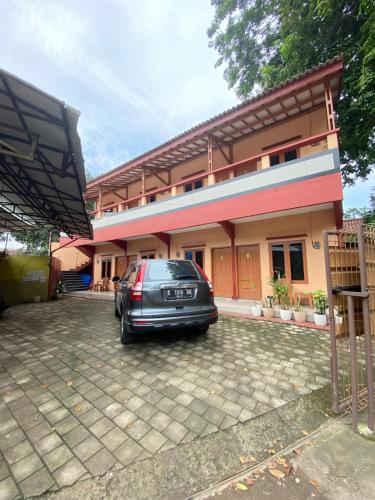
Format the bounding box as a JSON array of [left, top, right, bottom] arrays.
[[0, 255, 49, 305], [98, 106, 328, 209], [91, 208, 335, 295]]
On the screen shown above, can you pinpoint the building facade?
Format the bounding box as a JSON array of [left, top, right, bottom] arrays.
[[60, 58, 344, 302]]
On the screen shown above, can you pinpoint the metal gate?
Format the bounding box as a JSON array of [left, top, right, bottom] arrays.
[[324, 223, 375, 431]]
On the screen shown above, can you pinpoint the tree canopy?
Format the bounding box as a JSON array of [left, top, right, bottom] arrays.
[[208, 0, 375, 185]]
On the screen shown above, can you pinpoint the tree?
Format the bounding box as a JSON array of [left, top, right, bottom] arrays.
[[12, 227, 59, 255], [208, 0, 375, 185], [344, 187, 375, 222]]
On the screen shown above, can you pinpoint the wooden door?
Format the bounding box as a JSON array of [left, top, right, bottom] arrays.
[[127, 255, 137, 267], [212, 247, 233, 298], [237, 245, 262, 299], [115, 256, 127, 278]]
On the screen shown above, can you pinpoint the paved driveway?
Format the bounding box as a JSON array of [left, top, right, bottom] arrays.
[[0, 298, 331, 499]]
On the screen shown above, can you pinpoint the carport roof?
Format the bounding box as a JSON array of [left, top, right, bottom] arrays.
[[0, 68, 93, 238]]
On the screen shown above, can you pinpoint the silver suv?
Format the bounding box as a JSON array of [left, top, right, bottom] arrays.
[[113, 259, 218, 344]]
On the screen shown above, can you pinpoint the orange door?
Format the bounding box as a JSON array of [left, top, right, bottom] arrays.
[[237, 245, 262, 299], [115, 256, 127, 278], [212, 247, 233, 298]]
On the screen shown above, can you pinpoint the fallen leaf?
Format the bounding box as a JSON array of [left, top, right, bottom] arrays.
[[97, 364, 101, 368], [267, 448, 276, 455], [267, 462, 278, 470], [210, 391, 215, 394], [305, 440, 313, 446], [284, 464, 292, 477], [295, 477, 301, 484], [235, 483, 248, 491], [309, 479, 319, 487], [239, 456, 248, 464], [32, 414, 39, 421], [66, 380, 73, 387], [41, 384, 48, 389], [276, 456, 286, 465], [245, 477, 254, 486], [302, 430, 309, 436], [269, 469, 285, 479], [294, 447, 303, 455], [74, 404, 81, 412]]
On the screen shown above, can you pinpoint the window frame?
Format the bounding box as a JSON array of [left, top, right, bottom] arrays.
[[101, 256, 112, 279], [268, 239, 308, 284], [184, 248, 205, 270]]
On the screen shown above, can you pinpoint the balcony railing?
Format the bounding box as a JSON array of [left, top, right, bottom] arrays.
[[90, 129, 339, 219]]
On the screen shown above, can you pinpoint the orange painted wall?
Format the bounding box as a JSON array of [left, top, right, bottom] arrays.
[[90, 207, 335, 295], [51, 243, 91, 271]]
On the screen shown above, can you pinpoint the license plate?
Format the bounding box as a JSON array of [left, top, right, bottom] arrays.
[[165, 288, 193, 299]]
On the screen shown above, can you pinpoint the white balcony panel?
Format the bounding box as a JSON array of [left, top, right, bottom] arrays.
[[93, 149, 339, 230]]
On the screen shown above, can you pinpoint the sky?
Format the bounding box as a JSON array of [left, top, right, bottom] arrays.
[[0, 0, 373, 243]]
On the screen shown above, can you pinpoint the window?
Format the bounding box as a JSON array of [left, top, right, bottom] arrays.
[[101, 257, 112, 278], [184, 180, 203, 193], [185, 249, 204, 269], [148, 194, 156, 203], [140, 253, 155, 259], [270, 154, 280, 166], [284, 149, 297, 162], [146, 260, 199, 281], [270, 148, 298, 167], [270, 240, 306, 282]]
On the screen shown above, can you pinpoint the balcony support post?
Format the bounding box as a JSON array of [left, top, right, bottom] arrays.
[[109, 239, 127, 254], [152, 232, 170, 258], [218, 220, 239, 300], [141, 169, 147, 205], [325, 83, 336, 131], [97, 187, 103, 218]]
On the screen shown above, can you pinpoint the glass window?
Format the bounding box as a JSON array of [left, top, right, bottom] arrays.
[[285, 149, 297, 162], [148, 194, 156, 203], [270, 155, 280, 166], [194, 180, 203, 189], [289, 242, 304, 280], [271, 244, 285, 277], [195, 250, 204, 269], [146, 260, 199, 281], [101, 257, 112, 278], [185, 249, 204, 269], [184, 183, 193, 192]]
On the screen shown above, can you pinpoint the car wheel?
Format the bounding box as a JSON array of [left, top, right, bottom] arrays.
[[120, 313, 134, 345], [114, 302, 120, 318], [197, 325, 209, 334]]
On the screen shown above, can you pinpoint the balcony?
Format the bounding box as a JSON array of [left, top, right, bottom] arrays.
[[90, 130, 341, 233]]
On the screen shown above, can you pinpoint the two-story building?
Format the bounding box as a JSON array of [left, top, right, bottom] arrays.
[[59, 57, 344, 303]]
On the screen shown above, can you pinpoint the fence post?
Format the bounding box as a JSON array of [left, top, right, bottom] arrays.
[[347, 295, 359, 432], [358, 224, 375, 431]]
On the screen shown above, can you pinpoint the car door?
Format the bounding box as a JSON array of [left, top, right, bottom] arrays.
[[116, 263, 136, 315]]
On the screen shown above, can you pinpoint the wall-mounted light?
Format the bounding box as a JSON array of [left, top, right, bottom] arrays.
[[176, 251, 180, 258], [312, 241, 321, 249]]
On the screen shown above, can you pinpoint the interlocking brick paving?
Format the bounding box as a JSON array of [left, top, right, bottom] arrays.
[[0, 297, 331, 498]]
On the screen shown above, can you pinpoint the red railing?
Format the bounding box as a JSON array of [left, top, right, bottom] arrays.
[[90, 129, 339, 218]]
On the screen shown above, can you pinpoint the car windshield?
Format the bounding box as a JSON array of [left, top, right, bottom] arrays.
[[146, 261, 199, 281]]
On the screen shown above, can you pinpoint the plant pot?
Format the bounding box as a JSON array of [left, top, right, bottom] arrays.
[[262, 307, 274, 319], [250, 305, 262, 317], [314, 313, 327, 326], [294, 310, 307, 323], [280, 309, 292, 321]]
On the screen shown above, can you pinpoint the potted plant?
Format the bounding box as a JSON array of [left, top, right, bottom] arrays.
[[312, 290, 328, 326], [250, 300, 262, 317], [268, 273, 288, 306], [262, 296, 274, 319], [293, 296, 307, 323], [279, 295, 292, 320]]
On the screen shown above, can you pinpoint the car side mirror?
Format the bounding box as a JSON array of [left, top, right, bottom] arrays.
[[112, 276, 120, 282]]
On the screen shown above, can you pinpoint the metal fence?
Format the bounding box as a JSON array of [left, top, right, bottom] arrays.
[[324, 224, 375, 431]]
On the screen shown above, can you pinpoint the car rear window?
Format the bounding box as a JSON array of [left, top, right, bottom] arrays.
[[146, 260, 200, 281]]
